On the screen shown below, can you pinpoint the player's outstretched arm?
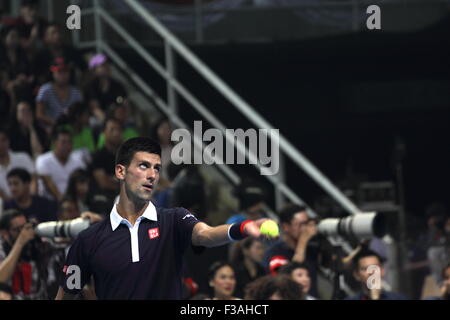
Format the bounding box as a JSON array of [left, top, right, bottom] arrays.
[[191, 218, 277, 248]]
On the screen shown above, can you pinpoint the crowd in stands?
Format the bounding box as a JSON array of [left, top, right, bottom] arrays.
[[0, 0, 449, 301]]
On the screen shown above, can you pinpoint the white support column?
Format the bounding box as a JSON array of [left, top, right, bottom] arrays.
[[165, 41, 178, 115], [93, 0, 103, 53]]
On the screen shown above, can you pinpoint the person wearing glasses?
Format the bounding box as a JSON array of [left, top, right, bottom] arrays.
[[263, 203, 320, 298]]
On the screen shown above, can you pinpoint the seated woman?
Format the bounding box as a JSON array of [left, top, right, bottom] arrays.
[[229, 238, 267, 299], [207, 261, 240, 300], [35, 57, 82, 133], [279, 262, 318, 300], [55, 101, 96, 163]]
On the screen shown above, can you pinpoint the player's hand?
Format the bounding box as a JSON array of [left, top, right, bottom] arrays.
[[243, 218, 273, 238]]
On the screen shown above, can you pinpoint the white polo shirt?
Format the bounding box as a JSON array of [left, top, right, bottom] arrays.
[[36, 150, 86, 199], [110, 201, 158, 262], [0, 151, 35, 197]]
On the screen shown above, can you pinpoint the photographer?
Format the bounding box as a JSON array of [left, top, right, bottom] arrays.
[[263, 203, 320, 297], [345, 248, 407, 300], [0, 209, 62, 299]]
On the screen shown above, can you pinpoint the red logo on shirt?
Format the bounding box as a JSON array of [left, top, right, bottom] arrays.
[[148, 228, 160, 239]]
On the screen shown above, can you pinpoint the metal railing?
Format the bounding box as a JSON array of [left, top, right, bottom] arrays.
[[109, 0, 450, 44], [70, 0, 363, 218]]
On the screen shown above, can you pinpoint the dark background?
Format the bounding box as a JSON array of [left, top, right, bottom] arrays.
[[115, 13, 450, 221]]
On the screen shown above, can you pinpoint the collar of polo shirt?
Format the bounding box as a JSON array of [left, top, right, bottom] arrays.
[[110, 201, 158, 231]]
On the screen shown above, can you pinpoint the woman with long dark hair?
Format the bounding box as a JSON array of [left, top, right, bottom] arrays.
[[64, 168, 91, 214], [229, 238, 266, 298], [207, 261, 240, 300]]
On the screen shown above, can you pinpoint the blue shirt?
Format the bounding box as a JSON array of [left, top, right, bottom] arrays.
[[36, 82, 82, 120], [60, 202, 200, 299]]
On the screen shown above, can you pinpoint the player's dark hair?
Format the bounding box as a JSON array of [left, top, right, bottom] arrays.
[[115, 136, 161, 167]]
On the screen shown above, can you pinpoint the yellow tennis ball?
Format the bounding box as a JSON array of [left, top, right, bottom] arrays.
[[260, 220, 279, 238]]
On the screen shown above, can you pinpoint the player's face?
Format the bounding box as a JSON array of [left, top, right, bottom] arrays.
[[122, 152, 161, 202], [291, 268, 311, 294], [211, 266, 236, 299]]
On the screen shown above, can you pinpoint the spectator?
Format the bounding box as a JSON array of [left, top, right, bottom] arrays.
[[35, 57, 82, 131], [245, 274, 305, 300], [0, 127, 36, 200], [207, 261, 240, 300], [96, 103, 138, 150], [84, 53, 127, 124], [226, 179, 267, 224], [34, 23, 86, 83], [279, 262, 317, 300], [422, 203, 448, 248], [0, 209, 59, 299], [427, 214, 450, 285], [151, 118, 173, 182], [90, 117, 123, 205], [229, 238, 266, 299], [424, 262, 450, 300], [0, 281, 13, 300], [64, 169, 92, 214], [7, 101, 48, 159], [170, 165, 207, 220], [56, 101, 96, 160], [4, 168, 57, 223], [15, 0, 47, 54], [58, 197, 80, 221], [345, 248, 407, 300], [263, 203, 319, 297], [0, 25, 34, 106], [35, 127, 86, 201]]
